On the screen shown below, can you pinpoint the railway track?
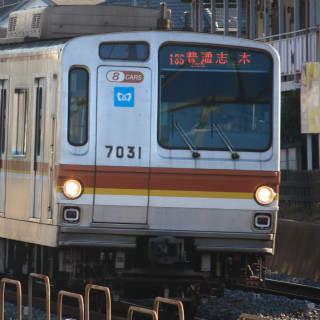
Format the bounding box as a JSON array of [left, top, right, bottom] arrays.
[[237, 278, 320, 304]]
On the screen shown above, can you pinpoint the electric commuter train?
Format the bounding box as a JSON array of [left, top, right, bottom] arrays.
[[0, 5, 280, 300]]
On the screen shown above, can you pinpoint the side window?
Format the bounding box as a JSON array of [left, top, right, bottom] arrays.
[[12, 88, 28, 156], [68, 68, 89, 146]]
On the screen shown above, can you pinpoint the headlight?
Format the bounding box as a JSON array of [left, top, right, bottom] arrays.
[[255, 186, 275, 205], [62, 179, 83, 199]]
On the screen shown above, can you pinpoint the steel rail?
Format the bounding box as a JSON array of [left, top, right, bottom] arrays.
[[236, 278, 320, 304]]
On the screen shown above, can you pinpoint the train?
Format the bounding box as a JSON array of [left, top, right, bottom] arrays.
[[0, 4, 280, 303]]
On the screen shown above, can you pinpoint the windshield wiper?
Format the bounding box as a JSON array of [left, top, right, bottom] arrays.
[[212, 122, 240, 160], [173, 122, 200, 159]]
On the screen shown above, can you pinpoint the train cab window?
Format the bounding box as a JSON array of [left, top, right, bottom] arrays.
[[12, 88, 28, 156], [158, 44, 273, 152], [68, 68, 89, 146], [99, 42, 149, 60]]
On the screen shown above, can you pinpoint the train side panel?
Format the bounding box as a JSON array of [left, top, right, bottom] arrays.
[[0, 44, 64, 246]]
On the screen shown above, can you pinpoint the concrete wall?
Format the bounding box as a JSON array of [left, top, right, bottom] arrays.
[[266, 219, 320, 281]]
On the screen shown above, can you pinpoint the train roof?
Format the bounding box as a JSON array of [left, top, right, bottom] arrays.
[[0, 38, 68, 51]]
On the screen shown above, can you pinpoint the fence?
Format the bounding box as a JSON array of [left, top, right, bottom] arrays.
[[280, 170, 320, 205], [1, 273, 269, 320], [268, 27, 319, 77], [1, 274, 185, 320]]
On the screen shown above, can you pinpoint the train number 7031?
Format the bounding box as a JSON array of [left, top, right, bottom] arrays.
[[105, 145, 142, 159]]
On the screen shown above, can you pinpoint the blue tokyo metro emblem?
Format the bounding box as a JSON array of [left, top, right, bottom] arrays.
[[114, 87, 135, 107]]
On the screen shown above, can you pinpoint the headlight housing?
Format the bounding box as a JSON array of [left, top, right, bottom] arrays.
[[62, 179, 83, 199], [255, 186, 276, 205]]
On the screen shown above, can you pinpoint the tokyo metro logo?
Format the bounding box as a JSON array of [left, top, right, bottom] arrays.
[[114, 87, 135, 107], [117, 92, 132, 102]]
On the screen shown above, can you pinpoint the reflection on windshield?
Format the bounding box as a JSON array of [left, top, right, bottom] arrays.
[[158, 45, 273, 153]]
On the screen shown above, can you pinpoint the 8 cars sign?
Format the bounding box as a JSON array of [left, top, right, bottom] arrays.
[[107, 70, 144, 83]]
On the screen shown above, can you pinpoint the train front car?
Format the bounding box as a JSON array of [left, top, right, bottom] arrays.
[[58, 32, 280, 298], [153, 38, 280, 294]]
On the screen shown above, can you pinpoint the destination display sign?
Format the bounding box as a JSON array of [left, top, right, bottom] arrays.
[[160, 44, 272, 72]]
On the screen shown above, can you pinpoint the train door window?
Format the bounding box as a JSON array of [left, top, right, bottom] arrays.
[[0, 81, 7, 155], [35, 84, 43, 157], [12, 88, 28, 156], [68, 68, 89, 146]]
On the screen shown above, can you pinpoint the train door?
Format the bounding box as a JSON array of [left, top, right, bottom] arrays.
[[31, 77, 46, 219], [0, 78, 8, 215], [94, 66, 151, 224]]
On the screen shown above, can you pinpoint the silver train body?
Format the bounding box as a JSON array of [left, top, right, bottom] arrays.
[[0, 6, 280, 298]]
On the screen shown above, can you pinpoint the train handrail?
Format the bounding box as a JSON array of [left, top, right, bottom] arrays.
[[85, 284, 111, 320], [154, 297, 184, 320], [127, 305, 158, 320], [0, 278, 22, 320], [57, 290, 84, 320], [28, 273, 51, 320]]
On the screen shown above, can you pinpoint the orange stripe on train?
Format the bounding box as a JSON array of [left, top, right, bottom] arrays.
[[57, 164, 280, 194]]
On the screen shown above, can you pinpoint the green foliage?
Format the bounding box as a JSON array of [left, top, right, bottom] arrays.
[[281, 89, 303, 146]]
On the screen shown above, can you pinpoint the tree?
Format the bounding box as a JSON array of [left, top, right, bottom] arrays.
[[281, 89, 303, 147]]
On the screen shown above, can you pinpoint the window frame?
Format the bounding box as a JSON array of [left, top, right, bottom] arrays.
[[68, 67, 89, 147], [99, 41, 149, 61], [157, 42, 274, 153], [12, 88, 28, 156]]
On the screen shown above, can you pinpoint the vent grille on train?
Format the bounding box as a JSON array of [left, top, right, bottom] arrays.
[[7, 16, 17, 32], [31, 13, 42, 30], [2, 5, 161, 43]]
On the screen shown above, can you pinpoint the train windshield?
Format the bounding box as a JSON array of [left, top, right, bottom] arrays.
[[158, 44, 273, 152]]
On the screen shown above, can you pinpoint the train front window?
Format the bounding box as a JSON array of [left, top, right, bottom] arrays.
[[158, 44, 273, 152], [99, 42, 149, 61]]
